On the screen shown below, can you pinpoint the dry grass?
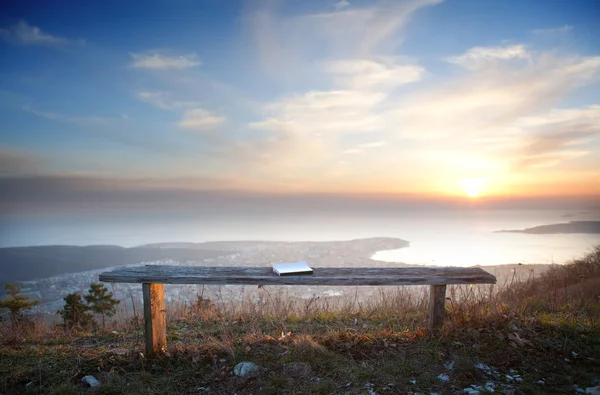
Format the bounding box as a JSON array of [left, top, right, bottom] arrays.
[[2, 248, 600, 394]]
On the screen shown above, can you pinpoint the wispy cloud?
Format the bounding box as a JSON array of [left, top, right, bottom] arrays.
[[22, 105, 125, 125], [341, 148, 361, 155], [248, 0, 440, 76], [21, 106, 183, 153], [22, 105, 122, 125], [509, 106, 600, 170], [446, 44, 529, 70], [335, 0, 351, 10], [238, 40, 600, 195], [178, 109, 225, 130], [358, 141, 386, 148], [130, 53, 201, 69], [326, 59, 423, 88], [252, 90, 385, 136], [138, 91, 200, 111], [390, 49, 600, 140], [0, 20, 84, 47], [341, 142, 387, 155], [533, 25, 573, 35]]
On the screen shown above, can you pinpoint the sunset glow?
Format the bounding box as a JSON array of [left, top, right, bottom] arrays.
[[461, 178, 486, 198]]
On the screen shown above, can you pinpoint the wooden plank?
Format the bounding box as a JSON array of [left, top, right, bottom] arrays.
[[100, 266, 496, 286], [142, 283, 166, 358], [427, 284, 447, 331]]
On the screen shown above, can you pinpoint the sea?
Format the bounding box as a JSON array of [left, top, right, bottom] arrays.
[[2, 208, 599, 267]]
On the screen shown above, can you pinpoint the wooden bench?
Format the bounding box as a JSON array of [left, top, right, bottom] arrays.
[[99, 265, 496, 357]]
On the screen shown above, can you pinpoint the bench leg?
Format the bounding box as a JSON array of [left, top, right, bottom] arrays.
[[427, 284, 447, 331], [142, 283, 166, 357]]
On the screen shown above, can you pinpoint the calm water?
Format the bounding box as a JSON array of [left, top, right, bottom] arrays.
[[2, 209, 599, 266]]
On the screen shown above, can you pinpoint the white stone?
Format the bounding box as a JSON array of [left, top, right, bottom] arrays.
[[484, 381, 496, 391], [82, 375, 100, 388], [233, 362, 261, 378], [437, 373, 450, 383], [586, 386, 600, 395]]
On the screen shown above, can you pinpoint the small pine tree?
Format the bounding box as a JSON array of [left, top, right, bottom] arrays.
[[0, 284, 39, 324], [85, 283, 120, 330], [58, 293, 93, 330]]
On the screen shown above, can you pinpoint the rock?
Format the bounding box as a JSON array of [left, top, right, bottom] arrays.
[[474, 363, 492, 375], [463, 388, 480, 395], [586, 386, 600, 395], [484, 381, 496, 392], [437, 373, 450, 383], [444, 361, 455, 370], [108, 348, 130, 356], [283, 362, 312, 378], [26, 382, 33, 387], [82, 375, 101, 388], [233, 362, 261, 379]]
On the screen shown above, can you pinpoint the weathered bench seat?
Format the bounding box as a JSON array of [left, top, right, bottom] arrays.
[[100, 265, 496, 357]]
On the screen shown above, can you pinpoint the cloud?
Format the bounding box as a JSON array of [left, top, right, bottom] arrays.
[[326, 59, 423, 88], [446, 44, 529, 70], [22, 105, 121, 125], [252, 90, 386, 136], [388, 50, 600, 140], [130, 53, 201, 69], [178, 109, 225, 130], [509, 106, 600, 170], [335, 0, 351, 10], [533, 25, 573, 35], [138, 91, 200, 110], [248, 0, 441, 75], [0, 21, 83, 47], [22, 105, 184, 153], [358, 141, 386, 148], [342, 148, 361, 155], [239, 41, 600, 195], [341, 142, 387, 155]]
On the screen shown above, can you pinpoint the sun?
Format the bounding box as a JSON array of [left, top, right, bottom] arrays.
[[460, 178, 486, 198]]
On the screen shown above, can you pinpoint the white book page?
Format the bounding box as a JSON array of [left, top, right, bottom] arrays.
[[272, 261, 313, 275]]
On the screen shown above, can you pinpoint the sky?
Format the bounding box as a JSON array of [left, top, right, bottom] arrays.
[[1, 0, 600, 221]]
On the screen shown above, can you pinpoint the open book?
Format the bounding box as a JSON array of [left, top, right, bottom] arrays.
[[272, 261, 313, 276]]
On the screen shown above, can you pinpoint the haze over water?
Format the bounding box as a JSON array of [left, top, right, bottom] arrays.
[[3, 208, 599, 267]]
